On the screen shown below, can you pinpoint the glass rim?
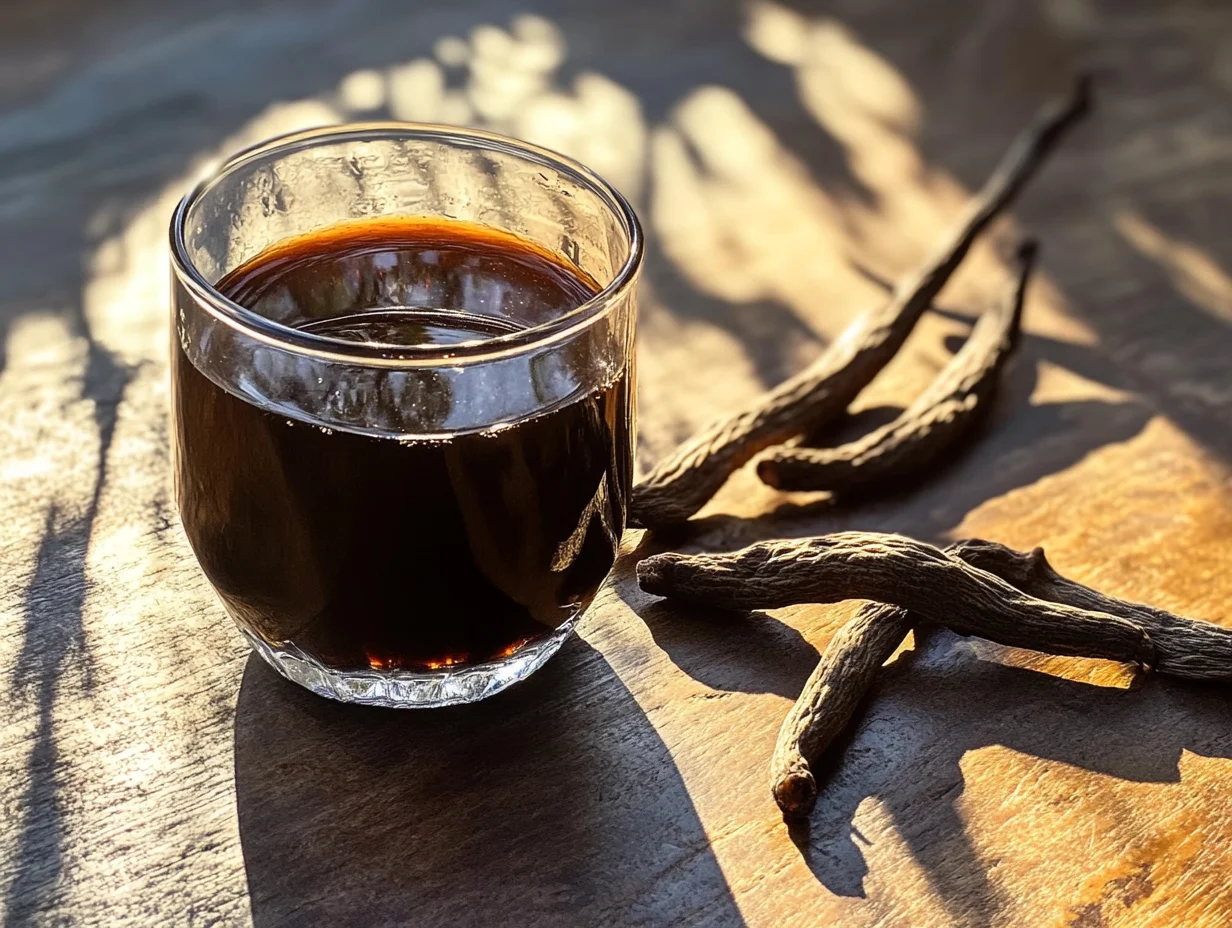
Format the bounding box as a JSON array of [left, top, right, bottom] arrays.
[[169, 122, 643, 368]]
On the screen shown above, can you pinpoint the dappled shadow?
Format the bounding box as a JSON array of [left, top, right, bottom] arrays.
[[760, 0, 1232, 478], [6, 0, 1232, 925], [234, 639, 746, 928], [550, 0, 870, 209], [644, 247, 827, 392], [1065, 202, 1232, 464]]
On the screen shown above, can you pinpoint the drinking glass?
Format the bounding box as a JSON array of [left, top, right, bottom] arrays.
[[170, 124, 640, 707]]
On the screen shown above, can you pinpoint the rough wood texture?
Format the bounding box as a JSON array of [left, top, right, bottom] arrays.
[[5, 1, 1232, 926], [758, 242, 1036, 493], [771, 603, 911, 819], [630, 78, 1088, 530]]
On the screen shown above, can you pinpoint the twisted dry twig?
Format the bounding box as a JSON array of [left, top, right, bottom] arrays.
[[948, 538, 1232, 681], [637, 532, 1156, 666]]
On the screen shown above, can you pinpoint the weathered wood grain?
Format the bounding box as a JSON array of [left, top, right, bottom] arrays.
[[3, 0, 1232, 926]]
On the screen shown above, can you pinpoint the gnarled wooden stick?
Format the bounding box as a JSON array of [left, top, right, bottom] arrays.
[[770, 602, 911, 818], [637, 532, 1155, 666], [757, 242, 1036, 493], [630, 77, 1091, 531], [948, 538, 1232, 681]]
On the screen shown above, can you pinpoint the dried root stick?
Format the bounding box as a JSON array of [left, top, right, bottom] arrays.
[[630, 77, 1091, 531], [639, 531, 1232, 818], [637, 531, 1155, 666], [949, 538, 1232, 680], [771, 603, 911, 818], [757, 242, 1037, 493], [765, 538, 1232, 816]]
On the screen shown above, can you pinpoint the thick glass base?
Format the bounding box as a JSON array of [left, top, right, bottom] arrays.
[[241, 617, 576, 708]]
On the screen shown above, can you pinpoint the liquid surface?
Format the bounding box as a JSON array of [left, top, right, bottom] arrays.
[[297, 308, 522, 345], [220, 215, 599, 337], [173, 218, 632, 671]]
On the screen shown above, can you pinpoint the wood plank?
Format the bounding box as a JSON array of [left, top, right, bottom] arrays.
[[3, 0, 1232, 925]]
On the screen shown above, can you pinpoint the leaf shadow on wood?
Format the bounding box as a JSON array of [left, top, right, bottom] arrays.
[[790, 628, 1232, 926], [233, 639, 747, 928], [556, 1, 885, 428], [644, 247, 830, 394], [1061, 201, 1232, 466], [802, 0, 1232, 477]]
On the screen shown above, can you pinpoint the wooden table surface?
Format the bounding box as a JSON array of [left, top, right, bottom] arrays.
[[3, 0, 1232, 925]]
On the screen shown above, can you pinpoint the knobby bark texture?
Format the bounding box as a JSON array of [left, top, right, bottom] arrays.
[[768, 602, 911, 817], [637, 532, 1156, 666], [948, 538, 1232, 680]]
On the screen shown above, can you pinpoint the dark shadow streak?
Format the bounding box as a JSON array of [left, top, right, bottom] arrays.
[[624, 337, 1153, 922], [234, 638, 747, 928], [933, 309, 1144, 397], [552, 3, 880, 396], [3, 324, 134, 926], [638, 599, 818, 697], [4, 508, 78, 926], [644, 248, 828, 392], [1059, 205, 1232, 464], [848, 267, 1144, 401], [785, 0, 1232, 474], [628, 593, 1232, 926], [553, 4, 875, 213]]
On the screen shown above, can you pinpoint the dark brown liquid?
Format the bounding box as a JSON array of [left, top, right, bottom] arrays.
[[172, 218, 632, 672]]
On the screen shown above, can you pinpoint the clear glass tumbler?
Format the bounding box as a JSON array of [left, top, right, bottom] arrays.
[[170, 125, 640, 708]]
